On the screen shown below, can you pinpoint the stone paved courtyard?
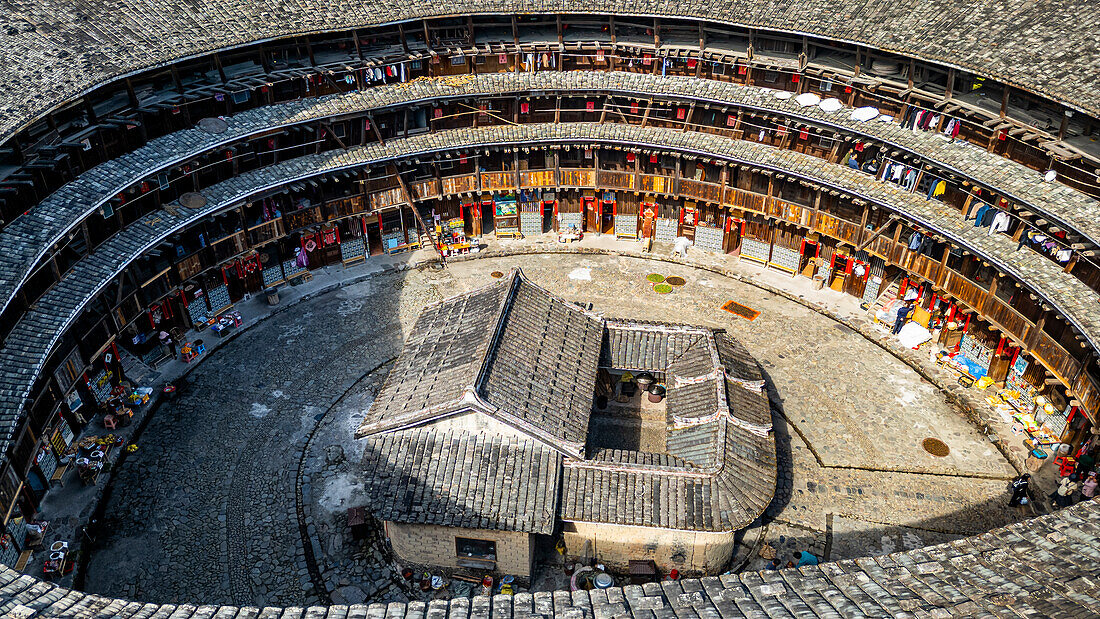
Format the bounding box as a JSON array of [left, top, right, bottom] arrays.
[[82, 251, 1027, 606]]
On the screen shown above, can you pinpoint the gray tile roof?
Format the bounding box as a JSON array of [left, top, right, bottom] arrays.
[[561, 414, 775, 531], [359, 276, 513, 433], [357, 271, 603, 458], [5, 70, 1099, 321], [3, 121, 1099, 475], [2, 296, 1100, 607], [4, 497, 1100, 615], [566, 321, 775, 532], [481, 278, 605, 450], [599, 322, 705, 372], [0, 0, 1099, 152], [360, 428, 562, 534]]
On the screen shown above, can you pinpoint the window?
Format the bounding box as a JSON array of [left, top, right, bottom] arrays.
[[456, 537, 496, 560]]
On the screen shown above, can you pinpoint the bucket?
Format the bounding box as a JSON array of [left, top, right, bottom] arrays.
[[265, 287, 279, 306], [594, 573, 614, 589]]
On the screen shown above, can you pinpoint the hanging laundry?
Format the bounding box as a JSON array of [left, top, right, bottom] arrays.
[[1056, 249, 1073, 263], [979, 207, 997, 227], [973, 204, 991, 226], [988, 211, 1010, 235], [923, 179, 946, 199], [908, 231, 923, 251], [902, 169, 918, 190]]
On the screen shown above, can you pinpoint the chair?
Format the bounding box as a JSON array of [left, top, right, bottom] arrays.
[[103, 415, 118, 430], [193, 340, 206, 355], [1054, 456, 1076, 477]]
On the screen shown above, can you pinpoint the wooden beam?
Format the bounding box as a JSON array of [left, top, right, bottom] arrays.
[[855, 216, 897, 252], [387, 164, 445, 261]]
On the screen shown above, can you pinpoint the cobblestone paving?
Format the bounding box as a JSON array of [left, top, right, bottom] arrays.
[[84, 252, 1028, 604]]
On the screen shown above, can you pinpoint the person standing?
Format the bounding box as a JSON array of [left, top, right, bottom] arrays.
[[1008, 474, 1030, 507], [159, 330, 176, 359], [892, 301, 914, 335], [1075, 449, 1095, 477], [1081, 472, 1098, 501]]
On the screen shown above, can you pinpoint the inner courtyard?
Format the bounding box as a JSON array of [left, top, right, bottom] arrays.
[[80, 250, 1021, 606]]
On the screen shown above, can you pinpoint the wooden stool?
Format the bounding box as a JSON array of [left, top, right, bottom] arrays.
[[103, 415, 118, 430]]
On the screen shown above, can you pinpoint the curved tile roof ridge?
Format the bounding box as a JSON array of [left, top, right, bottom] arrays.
[[3, 122, 1100, 457], [0, 0, 1098, 147], [4, 497, 1100, 613], [4, 70, 1098, 319]]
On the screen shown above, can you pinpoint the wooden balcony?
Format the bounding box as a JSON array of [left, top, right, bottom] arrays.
[[441, 174, 477, 195], [679, 178, 722, 203], [247, 218, 283, 247], [519, 169, 556, 188], [639, 174, 672, 194], [480, 171, 514, 192], [369, 188, 404, 210], [410, 179, 441, 201], [597, 170, 635, 190], [559, 169, 596, 188]]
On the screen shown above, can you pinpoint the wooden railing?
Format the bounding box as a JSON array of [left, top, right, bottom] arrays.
[[283, 206, 323, 231], [520, 169, 556, 188], [942, 270, 988, 310], [480, 171, 514, 191], [983, 296, 1033, 342], [725, 188, 766, 213], [766, 198, 805, 225], [329, 196, 366, 218], [639, 174, 672, 194], [1032, 330, 1083, 386], [211, 231, 247, 263], [441, 174, 477, 195], [369, 188, 404, 210], [559, 169, 596, 187], [410, 179, 440, 201], [247, 218, 283, 247], [598, 170, 635, 190], [679, 178, 722, 203]]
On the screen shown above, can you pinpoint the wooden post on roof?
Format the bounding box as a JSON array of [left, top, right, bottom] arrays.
[[641, 99, 653, 127], [397, 24, 409, 54]]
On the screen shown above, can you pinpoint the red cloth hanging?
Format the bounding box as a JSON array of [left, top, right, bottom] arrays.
[[727, 114, 737, 127], [676, 108, 687, 120], [799, 128, 809, 140], [520, 102, 530, 114], [649, 154, 658, 164], [586, 101, 595, 112], [630, 101, 639, 114], [791, 74, 800, 83], [686, 59, 697, 69]]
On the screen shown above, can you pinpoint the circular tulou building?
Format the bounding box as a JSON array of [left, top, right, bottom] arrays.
[[0, 1, 1099, 617]]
